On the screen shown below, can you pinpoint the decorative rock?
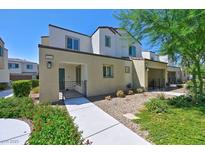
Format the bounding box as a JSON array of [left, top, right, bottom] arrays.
[[123, 113, 140, 120]]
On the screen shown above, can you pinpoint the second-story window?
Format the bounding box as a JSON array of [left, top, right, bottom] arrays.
[[0, 46, 3, 57], [66, 37, 80, 51], [105, 35, 111, 47], [8, 63, 19, 69], [27, 64, 33, 69], [129, 46, 136, 57]]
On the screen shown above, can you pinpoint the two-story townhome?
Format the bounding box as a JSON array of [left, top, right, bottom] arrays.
[[39, 24, 170, 102], [0, 38, 9, 85], [8, 58, 38, 80]]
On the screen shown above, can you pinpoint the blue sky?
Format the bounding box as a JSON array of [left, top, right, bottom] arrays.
[[0, 9, 155, 63]]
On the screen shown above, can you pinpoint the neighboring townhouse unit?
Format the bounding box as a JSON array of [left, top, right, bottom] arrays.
[[39, 24, 182, 102], [0, 37, 9, 84], [142, 51, 188, 84], [8, 58, 38, 80]]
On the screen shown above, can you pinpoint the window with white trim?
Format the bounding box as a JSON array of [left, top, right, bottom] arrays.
[[26, 64, 33, 69], [8, 63, 19, 69], [103, 65, 113, 78], [66, 37, 80, 51]]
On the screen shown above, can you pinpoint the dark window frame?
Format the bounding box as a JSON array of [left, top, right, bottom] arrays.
[[66, 36, 80, 51], [0, 46, 3, 57], [129, 46, 137, 57], [103, 65, 113, 78], [105, 35, 111, 48], [26, 64, 33, 69]]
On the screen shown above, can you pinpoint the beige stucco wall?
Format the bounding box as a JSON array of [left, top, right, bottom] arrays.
[[39, 46, 132, 102], [41, 37, 49, 46], [132, 60, 146, 88]]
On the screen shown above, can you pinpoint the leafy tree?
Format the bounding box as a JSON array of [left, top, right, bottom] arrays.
[[116, 10, 205, 101]]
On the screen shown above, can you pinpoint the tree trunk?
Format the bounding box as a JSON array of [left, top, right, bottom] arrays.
[[192, 68, 198, 102], [196, 62, 204, 97]]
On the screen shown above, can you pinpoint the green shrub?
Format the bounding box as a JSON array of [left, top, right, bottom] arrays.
[[146, 99, 169, 113], [0, 97, 34, 119], [135, 87, 144, 93], [127, 90, 134, 95], [116, 90, 125, 97], [32, 80, 39, 88], [168, 95, 193, 108], [105, 95, 112, 100], [31, 86, 39, 94], [28, 105, 83, 145], [0, 83, 8, 90], [12, 80, 32, 97], [157, 93, 165, 100]]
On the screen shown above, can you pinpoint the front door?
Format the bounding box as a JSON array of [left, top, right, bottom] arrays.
[[59, 68, 65, 91]]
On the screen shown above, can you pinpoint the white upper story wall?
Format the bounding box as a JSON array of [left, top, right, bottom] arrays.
[[44, 25, 143, 58], [91, 29, 100, 54], [142, 51, 178, 66], [142, 51, 159, 61], [116, 29, 142, 58], [48, 25, 92, 53], [159, 55, 176, 66], [92, 27, 142, 58], [8, 58, 38, 75]]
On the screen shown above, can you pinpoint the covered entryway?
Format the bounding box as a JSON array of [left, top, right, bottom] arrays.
[[58, 63, 87, 100], [168, 71, 176, 84], [148, 68, 166, 90]]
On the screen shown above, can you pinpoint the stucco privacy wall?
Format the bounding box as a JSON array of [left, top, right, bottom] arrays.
[[132, 60, 146, 88], [39, 45, 132, 102]]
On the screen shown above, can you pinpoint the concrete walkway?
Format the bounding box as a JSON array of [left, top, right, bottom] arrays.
[[0, 89, 13, 98], [150, 91, 185, 96], [0, 119, 31, 145], [64, 97, 150, 145]]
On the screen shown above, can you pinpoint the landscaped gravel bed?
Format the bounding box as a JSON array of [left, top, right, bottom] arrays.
[[90, 92, 172, 140]]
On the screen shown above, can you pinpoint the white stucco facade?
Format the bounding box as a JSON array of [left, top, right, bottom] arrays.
[[47, 25, 143, 59], [49, 25, 92, 53], [8, 58, 38, 76]]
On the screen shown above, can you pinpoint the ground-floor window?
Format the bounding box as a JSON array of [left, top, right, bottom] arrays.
[[76, 65, 81, 86], [103, 65, 113, 78]]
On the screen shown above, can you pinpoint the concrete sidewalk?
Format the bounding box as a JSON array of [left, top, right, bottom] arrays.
[[0, 89, 13, 98], [150, 91, 185, 96], [0, 119, 31, 145], [64, 97, 150, 145]]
